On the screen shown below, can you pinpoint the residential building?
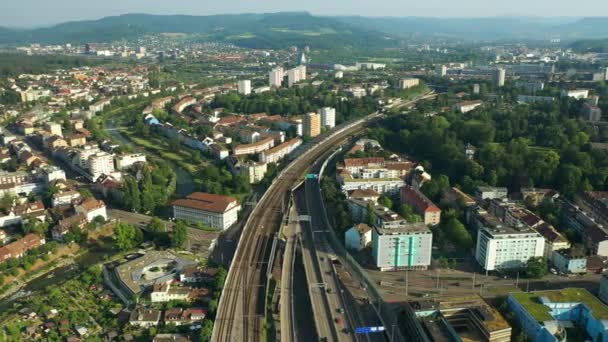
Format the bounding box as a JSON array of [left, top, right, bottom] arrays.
[[153, 334, 192, 342], [269, 67, 284, 87], [562, 201, 608, 256], [552, 248, 587, 274], [348, 189, 380, 202], [515, 81, 545, 92], [163, 308, 206, 326], [574, 192, 608, 226], [344, 223, 372, 251], [287, 65, 306, 87], [582, 103, 602, 122], [226, 157, 268, 184], [172, 97, 196, 114], [494, 68, 506, 87], [87, 152, 115, 181], [521, 188, 559, 206], [561, 89, 589, 99], [129, 307, 161, 328], [475, 186, 508, 201], [517, 95, 555, 105], [508, 288, 608, 342], [403, 296, 512, 342], [340, 173, 405, 195], [259, 137, 302, 163], [75, 198, 107, 222], [237, 80, 251, 95], [0, 234, 46, 262], [20, 88, 51, 102], [398, 78, 420, 89], [44, 122, 63, 137], [453, 100, 483, 113], [535, 222, 571, 258], [150, 282, 191, 303], [172, 192, 241, 230], [400, 186, 442, 225], [371, 222, 433, 271], [319, 107, 336, 129], [474, 213, 544, 271], [115, 153, 146, 170], [303, 112, 321, 137], [233, 136, 275, 156], [52, 214, 87, 242]]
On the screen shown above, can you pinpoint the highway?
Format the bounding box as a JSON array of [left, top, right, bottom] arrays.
[[295, 184, 347, 342], [212, 93, 436, 342]]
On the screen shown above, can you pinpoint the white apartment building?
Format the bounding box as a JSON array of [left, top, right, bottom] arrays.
[[372, 223, 433, 271], [340, 176, 405, 196], [495, 68, 506, 87], [398, 78, 420, 89], [259, 137, 302, 164], [88, 152, 115, 180], [150, 282, 190, 303], [237, 80, 251, 95], [320, 107, 336, 129], [45, 122, 63, 137], [561, 89, 589, 99], [475, 224, 545, 271], [453, 100, 483, 113], [269, 67, 284, 87], [75, 198, 107, 222], [172, 192, 241, 230], [75, 145, 101, 168], [287, 65, 306, 87], [115, 153, 147, 170]]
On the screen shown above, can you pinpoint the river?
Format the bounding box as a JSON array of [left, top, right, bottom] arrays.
[[105, 119, 196, 197]]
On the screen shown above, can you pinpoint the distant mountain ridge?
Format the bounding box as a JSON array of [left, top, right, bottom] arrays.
[[1, 12, 608, 48]]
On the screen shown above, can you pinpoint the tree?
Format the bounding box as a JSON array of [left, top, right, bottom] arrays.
[[397, 204, 422, 223], [114, 223, 143, 251], [525, 257, 548, 279], [365, 203, 376, 226], [442, 218, 473, 249], [378, 195, 393, 209], [172, 221, 188, 249], [200, 318, 214, 341], [148, 217, 165, 233]]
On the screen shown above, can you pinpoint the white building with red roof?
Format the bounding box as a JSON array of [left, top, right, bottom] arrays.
[[172, 192, 241, 230]]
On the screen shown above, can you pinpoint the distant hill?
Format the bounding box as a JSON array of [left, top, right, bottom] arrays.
[[570, 38, 608, 53], [332, 16, 608, 41], [0, 12, 395, 49], [2, 13, 608, 48]]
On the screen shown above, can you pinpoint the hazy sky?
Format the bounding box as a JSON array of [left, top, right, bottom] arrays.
[[2, 0, 607, 27]]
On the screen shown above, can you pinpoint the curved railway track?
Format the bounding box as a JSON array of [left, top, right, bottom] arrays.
[[213, 92, 437, 342]]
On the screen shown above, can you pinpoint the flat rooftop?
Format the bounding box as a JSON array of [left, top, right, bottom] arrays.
[[510, 288, 608, 322], [115, 251, 197, 296], [375, 222, 430, 235]]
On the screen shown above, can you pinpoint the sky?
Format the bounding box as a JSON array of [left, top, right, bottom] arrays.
[[2, 0, 608, 28]]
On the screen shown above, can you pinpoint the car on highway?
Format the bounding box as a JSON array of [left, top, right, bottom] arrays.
[[335, 317, 342, 325], [337, 308, 345, 314]]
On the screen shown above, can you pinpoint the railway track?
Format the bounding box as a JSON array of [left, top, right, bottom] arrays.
[[213, 92, 437, 341]]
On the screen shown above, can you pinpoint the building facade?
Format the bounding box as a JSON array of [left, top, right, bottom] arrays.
[[372, 223, 433, 271], [172, 192, 241, 230]]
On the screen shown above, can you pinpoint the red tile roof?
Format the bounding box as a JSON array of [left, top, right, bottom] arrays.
[[172, 192, 238, 213], [343, 157, 385, 168]]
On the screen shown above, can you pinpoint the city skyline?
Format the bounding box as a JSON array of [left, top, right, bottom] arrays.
[[2, 0, 608, 28]]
